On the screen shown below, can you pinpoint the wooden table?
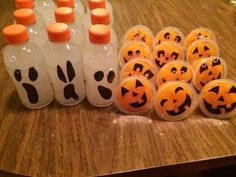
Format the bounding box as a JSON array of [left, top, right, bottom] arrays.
[[0, 0, 236, 177]]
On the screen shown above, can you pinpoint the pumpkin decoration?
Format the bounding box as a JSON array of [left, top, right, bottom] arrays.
[[154, 26, 185, 47], [193, 57, 227, 92], [119, 41, 152, 66], [199, 79, 236, 119], [152, 41, 185, 70], [154, 81, 197, 121], [157, 61, 194, 86], [186, 39, 219, 63], [115, 77, 155, 114], [123, 25, 154, 48], [186, 27, 216, 47], [120, 58, 158, 85]]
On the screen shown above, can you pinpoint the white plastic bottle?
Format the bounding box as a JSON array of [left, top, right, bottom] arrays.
[[55, 7, 84, 47], [90, 8, 117, 49], [83, 24, 118, 107], [15, 0, 45, 26], [3, 24, 54, 109], [34, 0, 56, 24], [57, 0, 85, 18], [13, 8, 47, 48], [44, 23, 86, 106]]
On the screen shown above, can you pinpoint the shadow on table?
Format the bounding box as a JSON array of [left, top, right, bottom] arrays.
[[0, 170, 30, 177]]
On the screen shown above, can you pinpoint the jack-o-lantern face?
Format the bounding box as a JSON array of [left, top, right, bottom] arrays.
[[186, 39, 219, 63], [157, 61, 194, 86], [193, 57, 227, 92], [115, 77, 155, 114], [154, 27, 185, 47], [123, 25, 154, 48], [119, 41, 152, 66], [152, 41, 185, 69], [186, 27, 216, 47], [154, 81, 197, 121], [200, 79, 236, 119], [120, 58, 158, 85]]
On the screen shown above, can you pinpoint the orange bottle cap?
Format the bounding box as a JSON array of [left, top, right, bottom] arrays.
[[13, 8, 36, 25], [55, 7, 75, 23], [91, 8, 110, 25], [88, 0, 105, 10], [3, 24, 29, 44], [47, 23, 70, 42], [89, 24, 110, 44], [15, 0, 34, 9], [57, 0, 74, 8]]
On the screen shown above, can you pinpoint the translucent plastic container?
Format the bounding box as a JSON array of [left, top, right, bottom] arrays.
[[115, 76, 156, 115], [120, 58, 158, 85], [44, 23, 86, 106], [157, 60, 194, 86], [15, 0, 45, 26], [34, 0, 56, 24], [154, 26, 186, 47], [83, 24, 118, 107], [154, 81, 197, 121], [83, 0, 113, 31], [55, 7, 84, 47], [123, 25, 154, 49], [13, 8, 47, 48], [199, 79, 236, 119], [3, 24, 54, 109], [87, 8, 117, 49]]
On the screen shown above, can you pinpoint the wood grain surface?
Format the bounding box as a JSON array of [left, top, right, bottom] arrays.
[[0, 0, 236, 177]]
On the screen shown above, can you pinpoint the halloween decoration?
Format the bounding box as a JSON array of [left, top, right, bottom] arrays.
[[193, 57, 227, 92], [199, 79, 236, 119], [186, 39, 219, 63], [120, 58, 158, 85], [152, 41, 185, 70], [154, 26, 185, 47], [186, 27, 216, 47], [154, 81, 197, 121], [119, 41, 152, 66], [157, 61, 194, 86], [115, 77, 155, 114], [123, 25, 154, 48]]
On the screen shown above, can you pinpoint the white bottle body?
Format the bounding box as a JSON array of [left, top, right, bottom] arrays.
[[68, 23, 85, 48], [34, 0, 56, 24], [44, 41, 86, 106], [83, 43, 118, 107], [26, 24, 47, 48], [3, 41, 54, 109], [74, 0, 85, 17]]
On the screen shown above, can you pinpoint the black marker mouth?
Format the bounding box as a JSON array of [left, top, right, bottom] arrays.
[[155, 59, 165, 68], [129, 92, 147, 108]]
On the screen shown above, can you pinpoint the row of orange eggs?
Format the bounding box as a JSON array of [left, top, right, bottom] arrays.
[[114, 25, 236, 121]]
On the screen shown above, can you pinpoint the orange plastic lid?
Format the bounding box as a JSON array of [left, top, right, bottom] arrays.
[[89, 24, 110, 44], [3, 24, 29, 44], [15, 0, 34, 9], [13, 8, 36, 25], [91, 8, 110, 25], [88, 0, 105, 10], [57, 0, 74, 8], [55, 7, 75, 23], [47, 23, 70, 42]]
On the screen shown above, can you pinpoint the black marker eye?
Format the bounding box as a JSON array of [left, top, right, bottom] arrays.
[[209, 86, 219, 94], [136, 50, 141, 55], [94, 71, 104, 82], [164, 32, 170, 39], [175, 87, 184, 93], [29, 67, 38, 81], [14, 69, 22, 82], [199, 63, 208, 73], [160, 99, 168, 107], [135, 79, 143, 88], [212, 58, 221, 67], [107, 71, 115, 83], [121, 87, 129, 97], [204, 46, 209, 51], [192, 47, 199, 54], [228, 86, 236, 94], [128, 50, 133, 56], [175, 36, 181, 42], [181, 66, 187, 73], [157, 50, 165, 58], [171, 52, 179, 59], [133, 63, 144, 72], [143, 70, 154, 79], [171, 67, 177, 74]]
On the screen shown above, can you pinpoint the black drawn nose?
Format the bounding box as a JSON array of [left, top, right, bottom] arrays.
[[165, 57, 169, 60], [208, 71, 213, 75], [199, 54, 202, 57], [218, 96, 224, 102], [173, 99, 177, 103], [133, 92, 138, 97]]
